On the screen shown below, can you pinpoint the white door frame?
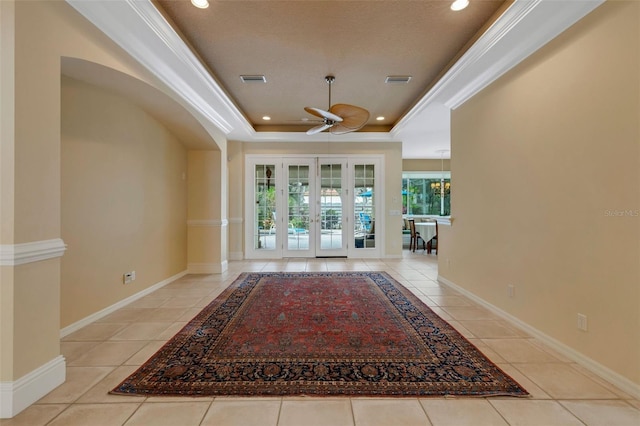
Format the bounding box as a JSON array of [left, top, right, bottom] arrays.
[[347, 157, 384, 258], [282, 158, 316, 258], [245, 154, 383, 259], [315, 158, 348, 257]]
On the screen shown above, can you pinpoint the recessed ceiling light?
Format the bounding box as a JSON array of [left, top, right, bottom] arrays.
[[262, 116, 271, 121], [376, 116, 385, 121], [191, 0, 209, 9], [451, 0, 469, 11]]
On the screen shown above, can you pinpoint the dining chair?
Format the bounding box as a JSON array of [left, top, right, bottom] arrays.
[[426, 220, 438, 254], [408, 219, 425, 252]]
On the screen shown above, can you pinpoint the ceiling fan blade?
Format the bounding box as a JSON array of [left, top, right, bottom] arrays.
[[306, 123, 332, 135], [286, 119, 324, 123], [304, 107, 343, 123], [329, 104, 370, 130], [329, 124, 357, 135]]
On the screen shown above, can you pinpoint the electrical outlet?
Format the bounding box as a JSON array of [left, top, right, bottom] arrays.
[[123, 272, 134, 284], [577, 313, 588, 331], [507, 284, 515, 298]]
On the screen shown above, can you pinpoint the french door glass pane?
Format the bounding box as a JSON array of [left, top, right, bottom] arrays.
[[255, 164, 276, 250], [287, 165, 310, 250], [320, 164, 342, 250], [354, 164, 375, 249]]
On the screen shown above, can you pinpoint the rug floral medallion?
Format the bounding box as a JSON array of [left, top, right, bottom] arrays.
[[111, 272, 528, 397]]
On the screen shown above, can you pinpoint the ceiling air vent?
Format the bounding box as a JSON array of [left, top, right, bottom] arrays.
[[385, 75, 412, 84], [240, 75, 267, 83]]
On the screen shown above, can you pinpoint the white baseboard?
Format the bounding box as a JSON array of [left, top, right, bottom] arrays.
[[437, 275, 640, 400], [60, 270, 188, 338], [0, 355, 66, 419], [188, 261, 228, 274]]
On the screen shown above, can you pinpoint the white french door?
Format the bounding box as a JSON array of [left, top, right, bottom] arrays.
[[315, 159, 347, 257], [245, 155, 381, 259], [282, 159, 316, 257], [281, 158, 349, 257]]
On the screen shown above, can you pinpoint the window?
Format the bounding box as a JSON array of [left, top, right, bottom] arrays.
[[402, 172, 451, 216], [254, 164, 277, 250], [354, 163, 376, 249]]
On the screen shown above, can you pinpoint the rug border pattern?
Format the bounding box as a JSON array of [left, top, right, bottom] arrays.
[[111, 271, 529, 398]]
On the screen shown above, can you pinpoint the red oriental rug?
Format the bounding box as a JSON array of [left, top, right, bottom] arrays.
[[111, 272, 528, 397]]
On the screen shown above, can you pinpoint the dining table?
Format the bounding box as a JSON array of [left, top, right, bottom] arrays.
[[414, 221, 437, 244]]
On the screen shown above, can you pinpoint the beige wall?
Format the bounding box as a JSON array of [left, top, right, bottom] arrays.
[[443, 1, 639, 385], [234, 141, 404, 257], [1, 0, 224, 384], [227, 141, 244, 259], [402, 159, 451, 172], [61, 76, 188, 327], [0, 0, 16, 381], [0, 0, 16, 244], [12, 262, 61, 378], [187, 150, 228, 273], [1, 0, 152, 382]]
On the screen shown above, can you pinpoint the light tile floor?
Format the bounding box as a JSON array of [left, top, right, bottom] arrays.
[[5, 253, 639, 425]]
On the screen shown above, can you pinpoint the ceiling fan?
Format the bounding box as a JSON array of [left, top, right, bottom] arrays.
[[304, 76, 370, 135]]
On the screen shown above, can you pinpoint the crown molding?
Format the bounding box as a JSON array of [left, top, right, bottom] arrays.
[[66, 0, 604, 153], [245, 131, 400, 144], [65, 0, 253, 138], [393, 0, 605, 134], [0, 239, 67, 266]]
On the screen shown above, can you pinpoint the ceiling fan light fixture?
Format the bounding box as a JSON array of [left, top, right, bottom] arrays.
[[191, 0, 209, 9], [451, 0, 469, 11], [303, 76, 370, 135]]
